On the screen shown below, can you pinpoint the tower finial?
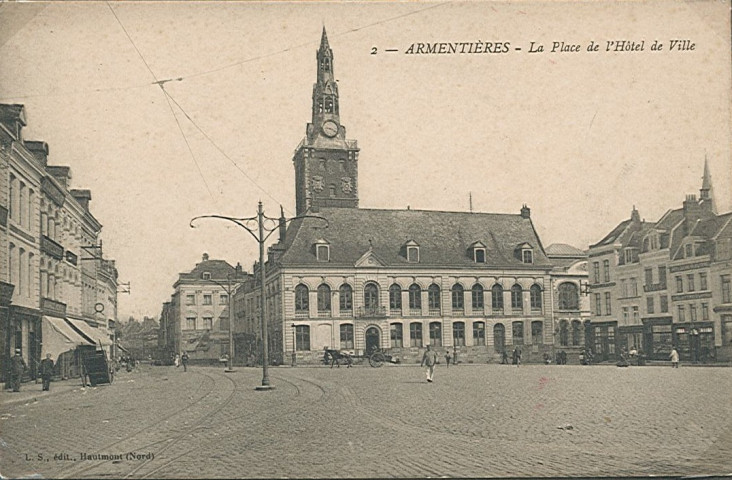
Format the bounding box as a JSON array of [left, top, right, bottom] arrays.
[[699, 155, 716, 213], [320, 26, 330, 50]]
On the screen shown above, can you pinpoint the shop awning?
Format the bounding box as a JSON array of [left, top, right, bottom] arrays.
[[67, 318, 113, 347], [42, 316, 94, 362]]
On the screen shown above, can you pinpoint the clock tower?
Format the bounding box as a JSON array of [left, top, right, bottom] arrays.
[[293, 27, 359, 215]]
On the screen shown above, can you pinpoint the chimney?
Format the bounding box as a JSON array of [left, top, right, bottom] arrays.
[[70, 189, 91, 211], [235, 262, 243, 276], [24, 141, 49, 167], [520, 204, 531, 219], [683, 194, 703, 222], [49, 166, 72, 190], [630, 205, 641, 223], [0, 104, 26, 140], [202, 253, 209, 262]]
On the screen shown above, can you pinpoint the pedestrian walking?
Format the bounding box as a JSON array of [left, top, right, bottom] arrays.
[[445, 349, 452, 368], [512, 347, 521, 367], [670, 347, 679, 368], [501, 350, 508, 364], [421, 345, 439, 382], [10, 349, 27, 392], [181, 352, 189, 372], [40, 353, 55, 391], [452, 346, 458, 366], [174, 354, 180, 368]]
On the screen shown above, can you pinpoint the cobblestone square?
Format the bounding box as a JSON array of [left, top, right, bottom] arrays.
[[1, 363, 731, 479]]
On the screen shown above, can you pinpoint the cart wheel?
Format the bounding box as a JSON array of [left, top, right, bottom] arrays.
[[369, 352, 385, 368]]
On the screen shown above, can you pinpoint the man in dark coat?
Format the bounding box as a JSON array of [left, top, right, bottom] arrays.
[[40, 353, 55, 391], [181, 352, 189, 372], [10, 349, 26, 392]]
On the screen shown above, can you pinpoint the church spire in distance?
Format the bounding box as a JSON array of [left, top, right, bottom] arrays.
[[699, 155, 716, 214]]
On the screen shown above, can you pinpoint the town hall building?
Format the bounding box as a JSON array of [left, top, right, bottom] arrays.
[[237, 28, 588, 365]]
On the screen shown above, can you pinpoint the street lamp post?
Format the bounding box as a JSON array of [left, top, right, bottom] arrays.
[[190, 202, 327, 390]]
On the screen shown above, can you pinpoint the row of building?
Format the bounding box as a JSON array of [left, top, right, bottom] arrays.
[[1, 104, 119, 384]]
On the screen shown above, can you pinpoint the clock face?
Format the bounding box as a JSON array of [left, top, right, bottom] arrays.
[[321, 120, 339, 137]]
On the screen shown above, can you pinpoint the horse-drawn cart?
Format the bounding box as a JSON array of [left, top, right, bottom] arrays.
[[324, 349, 399, 368]]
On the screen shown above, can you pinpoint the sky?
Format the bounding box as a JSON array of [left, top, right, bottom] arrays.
[[1, 1, 730, 320]]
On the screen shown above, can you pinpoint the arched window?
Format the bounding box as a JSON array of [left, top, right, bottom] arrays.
[[389, 284, 402, 311], [531, 321, 544, 345], [571, 320, 582, 346], [511, 284, 523, 311], [451, 284, 464, 311], [428, 284, 441, 312], [317, 284, 331, 313], [453, 321, 465, 346], [429, 322, 442, 347], [408, 284, 421, 311], [559, 320, 569, 346], [295, 284, 309, 314], [339, 284, 353, 313], [494, 323, 505, 353], [364, 283, 379, 310], [558, 283, 580, 310], [491, 284, 504, 311], [471, 284, 484, 310], [530, 284, 542, 310]]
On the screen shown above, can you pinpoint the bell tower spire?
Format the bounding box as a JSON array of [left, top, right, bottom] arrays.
[[293, 27, 360, 215], [699, 155, 716, 214]]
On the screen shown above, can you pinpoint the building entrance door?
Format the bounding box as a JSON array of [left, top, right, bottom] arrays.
[[365, 327, 380, 354], [593, 324, 616, 362]]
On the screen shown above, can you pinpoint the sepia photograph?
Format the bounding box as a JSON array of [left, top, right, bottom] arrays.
[[0, 1, 731, 478]]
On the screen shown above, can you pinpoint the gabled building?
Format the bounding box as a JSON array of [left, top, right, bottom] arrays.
[[237, 29, 586, 366], [163, 253, 250, 364], [588, 161, 732, 362]]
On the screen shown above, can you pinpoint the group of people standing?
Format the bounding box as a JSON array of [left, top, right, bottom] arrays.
[[8, 349, 55, 393], [173, 352, 190, 371]]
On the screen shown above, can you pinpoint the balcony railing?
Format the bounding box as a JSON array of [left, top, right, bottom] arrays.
[[339, 309, 353, 318], [294, 310, 309, 318], [357, 306, 387, 318], [41, 297, 67, 317], [428, 308, 441, 316], [41, 235, 64, 260], [317, 310, 331, 318]]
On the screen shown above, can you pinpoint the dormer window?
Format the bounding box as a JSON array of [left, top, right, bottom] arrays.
[[404, 240, 420, 263], [522, 250, 533, 264], [202, 272, 211, 280], [685, 244, 694, 258], [469, 241, 487, 263], [314, 239, 330, 262], [624, 248, 637, 264], [515, 243, 533, 264]]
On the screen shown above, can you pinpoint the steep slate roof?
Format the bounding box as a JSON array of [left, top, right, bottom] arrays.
[[655, 208, 684, 231], [177, 259, 238, 283], [545, 243, 586, 257], [690, 212, 732, 239], [278, 207, 552, 268], [591, 219, 632, 248]]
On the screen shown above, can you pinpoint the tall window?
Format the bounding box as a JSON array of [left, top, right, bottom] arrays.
[[689, 304, 697, 322], [522, 249, 533, 264], [511, 284, 523, 311], [512, 321, 524, 345], [676, 276, 683, 293], [723, 275, 731, 304], [630, 278, 638, 296], [571, 320, 582, 346], [389, 284, 402, 311], [491, 284, 503, 311], [429, 322, 442, 347], [407, 246, 419, 263], [530, 284, 542, 310], [647, 296, 654, 314], [604, 292, 612, 315], [559, 320, 569, 346], [317, 284, 331, 312], [340, 324, 354, 349], [337, 284, 352, 314], [677, 305, 685, 322], [558, 283, 579, 310], [645, 268, 653, 286], [295, 284, 309, 314], [390, 323, 403, 348], [295, 325, 310, 351], [702, 303, 709, 321], [451, 284, 464, 311], [474, 248, 486, 263], [408, 284, 421, 311], [203, 294, 212, 305], [593, 262, 600, 283], [364, 283, 379, 309], [659, 266, 667, 286], [594, 293, 602, 315], [700, 273, 708, 291], [220, 294, 228, 305], [428, 284, 441, 312], [531, 321, 543, 345], [471, 284, 484, 310], [453, 322, 465, 346], [316, 244, 330, 262], [603, 260, 610, 282], [660, 295, 669, 313], [409, 322, 423, 347], [186, 294, 196, 305], [493, 323, 505, 353], [203, 316, 213, 330], [473, 322, 485, 346], [687, 274, 695, 292]]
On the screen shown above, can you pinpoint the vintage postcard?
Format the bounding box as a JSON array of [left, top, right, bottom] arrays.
[[1, 1, 730, 479]]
